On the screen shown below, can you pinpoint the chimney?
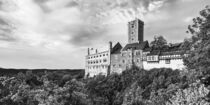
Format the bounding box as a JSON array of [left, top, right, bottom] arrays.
[[95, 49, 98, 54], [109, 41, 112, 52], [87, 48, 90, 55]]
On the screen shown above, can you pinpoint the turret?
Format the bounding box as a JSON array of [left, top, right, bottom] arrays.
[[87, 48, 90, 55], [109, 41, 112, 52]]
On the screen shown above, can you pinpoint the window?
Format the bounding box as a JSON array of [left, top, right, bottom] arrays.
[[103, 59, 107, 62], [165, 59, 170, 64], [131, 23, 135, 28], [147, 56, 151, 61], [119, 64, 121, 67], [151, 56, 154, 60], [136, 51, 140, 55], [103, 54, 105, 56], [122, 60, 125, 63]]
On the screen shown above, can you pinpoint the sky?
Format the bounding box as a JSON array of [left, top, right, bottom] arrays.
[[0, 0, 209, 69]]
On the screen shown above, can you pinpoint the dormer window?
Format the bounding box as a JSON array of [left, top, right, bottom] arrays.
[[131, 24, 135, 28]]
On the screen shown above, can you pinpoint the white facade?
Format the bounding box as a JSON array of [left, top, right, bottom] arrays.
[[143, 54, 186, 70], [143, 59, 185, 70], [85, 50, 111, 77]]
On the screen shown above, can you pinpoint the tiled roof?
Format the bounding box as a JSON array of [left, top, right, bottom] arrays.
[[147, 50, 161, 56], [143, 47, 152, 52], [160, 51, 182, 56], [144, 43, 184, 56], [122, 41, 149, 51], [111, 42, 122, 54]]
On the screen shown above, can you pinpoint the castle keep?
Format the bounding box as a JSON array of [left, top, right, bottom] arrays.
[[85, 18, 186, 77]]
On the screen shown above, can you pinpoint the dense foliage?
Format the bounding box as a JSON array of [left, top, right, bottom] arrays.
[[150, 35, 168, 49], [183, 6, 210, 76], [0, 66, 209, 105]]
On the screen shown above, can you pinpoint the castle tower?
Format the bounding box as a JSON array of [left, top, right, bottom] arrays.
[[128, 18, 144, 44]]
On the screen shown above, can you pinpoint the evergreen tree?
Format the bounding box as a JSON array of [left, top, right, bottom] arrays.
[[183, 5, 210, 76]]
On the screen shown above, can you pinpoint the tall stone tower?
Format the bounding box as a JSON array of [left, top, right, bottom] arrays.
[[128, 18, 144, 44]]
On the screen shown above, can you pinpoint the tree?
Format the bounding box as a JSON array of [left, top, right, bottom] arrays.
[[86, 74, 122, 105], [166, 82, 210, 105], [150, 35, 167, 49], [183, 5, 210, 76]]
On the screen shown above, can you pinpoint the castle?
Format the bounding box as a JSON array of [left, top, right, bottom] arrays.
[[85, 18, 187, 77]]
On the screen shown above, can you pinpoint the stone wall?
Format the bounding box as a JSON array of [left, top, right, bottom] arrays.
[[110, 49, 144, 74]]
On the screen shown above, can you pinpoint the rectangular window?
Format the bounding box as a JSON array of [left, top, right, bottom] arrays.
[[119, 64, 121, 67], [122, 60, 125, 63], [103, 59, 107, 62], [165, 59, 170, 64], [136, 51, 140, 55]]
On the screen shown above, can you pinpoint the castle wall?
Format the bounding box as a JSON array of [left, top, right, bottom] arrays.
[[85, 51, 110, 77], [110, 49, 144, 74], [133, 50, 143, 68], [110, 54, 123, 74]]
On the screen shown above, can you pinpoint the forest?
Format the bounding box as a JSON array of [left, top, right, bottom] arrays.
[[0, 5, 210, 105]]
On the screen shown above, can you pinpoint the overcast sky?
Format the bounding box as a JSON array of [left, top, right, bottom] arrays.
[[0, 0, 209, 69]]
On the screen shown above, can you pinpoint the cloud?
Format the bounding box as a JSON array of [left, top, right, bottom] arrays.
[[0, 0, 180, 49], [94, 0, 175, 25], [66, 1, 79, 7], [0, 0, 209, 69], [0, 16, 16, 41], [183, 16, 193, 23]]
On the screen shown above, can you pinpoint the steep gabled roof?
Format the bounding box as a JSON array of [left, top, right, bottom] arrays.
[[122, 41, 149, 51], [111, 42, 122, 54], [147, 50, 161, 56]]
